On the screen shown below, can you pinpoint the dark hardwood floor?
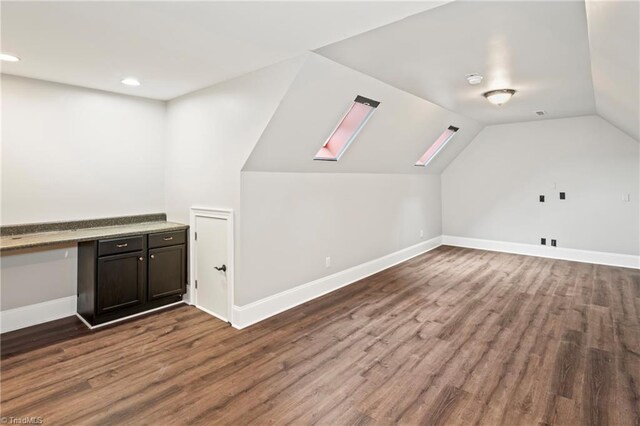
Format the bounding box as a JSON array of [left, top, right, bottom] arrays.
[[1, 246, 639, 425]]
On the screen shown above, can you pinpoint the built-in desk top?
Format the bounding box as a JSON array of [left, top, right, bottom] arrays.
[[0, 214, 188, 252]]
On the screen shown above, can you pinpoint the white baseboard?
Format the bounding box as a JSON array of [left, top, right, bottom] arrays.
[[231, 236, 442, 329], [1, 296, 77, 334], [442, 235, 640, 269], [75, 301, 185, 330]]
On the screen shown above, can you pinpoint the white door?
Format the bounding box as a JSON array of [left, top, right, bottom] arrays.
[[195, 216, 229, 321]]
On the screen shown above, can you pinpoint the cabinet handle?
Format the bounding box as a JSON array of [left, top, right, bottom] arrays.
[[116, 243, 128, 248], [138, 257, 143, 261], [150, 254, 155, 259], [163, 237, 174, 241]]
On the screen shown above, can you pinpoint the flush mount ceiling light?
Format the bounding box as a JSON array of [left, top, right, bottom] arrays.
[[483, 89, 516, 106], [465, 73, 483, 85], [121, 77, 141, 87], [0, 53, 20, 62]]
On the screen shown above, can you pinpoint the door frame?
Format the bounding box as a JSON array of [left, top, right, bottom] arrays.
[[189, 207, 234, 324]]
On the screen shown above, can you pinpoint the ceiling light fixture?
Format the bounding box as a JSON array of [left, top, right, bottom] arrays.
[[483, 89, 516, 106], [121, 77, 141, 87], [0, 53, 20, 62], [465, 73, 483, 85]]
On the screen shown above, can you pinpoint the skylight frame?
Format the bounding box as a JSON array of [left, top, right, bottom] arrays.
[[314, 95, 380, 161], [415, 125, 460, 167]]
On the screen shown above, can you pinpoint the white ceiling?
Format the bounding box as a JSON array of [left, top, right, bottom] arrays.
[[585, 0, 639, 141], [0, 1, 448, 100], [317, 1, 597, 125]]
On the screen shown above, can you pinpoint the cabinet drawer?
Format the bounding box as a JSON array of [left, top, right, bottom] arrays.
[[98, 235, 143, 257], [149, 230, 186, 249]]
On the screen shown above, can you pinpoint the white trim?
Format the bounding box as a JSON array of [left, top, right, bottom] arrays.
[[194, 305, 229, 324], [189, 207, 235, 324], [232, 236, 442, 329], [442, 235, 640, 269], [1, 296, 77, 333], [75, 301, 185, 330]]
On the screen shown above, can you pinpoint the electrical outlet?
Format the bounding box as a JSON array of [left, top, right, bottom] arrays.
[[420, 229, 424, 238], [559, 192, 566, 200], [539, 195, 545, 202], [623, 193, 631, 202], [325, 257, 331, 268], [551, 239, 557, 247], [541, 238, 546, 245]]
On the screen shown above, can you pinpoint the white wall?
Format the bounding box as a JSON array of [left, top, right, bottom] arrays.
[[238, 172, 441, 305], [163, 57, 304, 224], [1, 245, 76, 310], [1, 75, 166, 319], [1, 74, 166, 224], [442, 115, 639, 255], [163, 57, 304, 305]]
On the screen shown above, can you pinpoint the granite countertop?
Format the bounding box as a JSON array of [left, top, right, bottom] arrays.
[[0, 215, 188, 252]]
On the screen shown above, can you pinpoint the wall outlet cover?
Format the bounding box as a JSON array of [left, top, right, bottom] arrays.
[[539, 195, 545, 202], [325, 257, 331, 268]]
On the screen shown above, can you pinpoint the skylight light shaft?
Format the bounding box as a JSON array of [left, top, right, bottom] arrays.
[[314, 96, 380, 161], [415, 126, 459, 167]]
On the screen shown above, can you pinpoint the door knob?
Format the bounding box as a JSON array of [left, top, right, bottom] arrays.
[[214, 264, 227, 272]]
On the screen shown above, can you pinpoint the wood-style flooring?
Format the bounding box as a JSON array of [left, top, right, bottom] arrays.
[[1, 246, 639, 425]]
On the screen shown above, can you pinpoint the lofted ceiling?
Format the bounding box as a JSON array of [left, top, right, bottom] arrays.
[[317, 1, 598, 126], [0, 1, 448, 100], [1, 1, 636, 141]]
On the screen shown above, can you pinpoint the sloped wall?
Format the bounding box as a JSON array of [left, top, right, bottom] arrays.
[[442, 116, 639, 255], [243, 53, 483, 174], [585, 0, 639, 141]]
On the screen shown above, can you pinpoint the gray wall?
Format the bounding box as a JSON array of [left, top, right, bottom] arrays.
[[238, 171, 441, 305], [442, 115, 639, 255]]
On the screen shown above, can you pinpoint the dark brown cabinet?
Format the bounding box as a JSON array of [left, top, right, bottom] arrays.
[[96, 251, 146, 314], [78, 228, 188, 326], [148, 245, 185, 300]]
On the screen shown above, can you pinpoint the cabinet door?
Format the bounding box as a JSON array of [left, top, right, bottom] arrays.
[[97, 251, 145, 315], [148, 245, 186, 300]]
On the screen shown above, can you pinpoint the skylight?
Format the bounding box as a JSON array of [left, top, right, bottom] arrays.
[[314, 95, 380, 161], [415, 126, 459, 167]]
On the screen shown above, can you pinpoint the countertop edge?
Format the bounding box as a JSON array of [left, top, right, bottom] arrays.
[[0, 223, 189, 253]]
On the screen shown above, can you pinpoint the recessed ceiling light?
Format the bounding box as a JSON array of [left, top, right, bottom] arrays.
[[465, 73, 483, 85], [0, 53, 20, 62], [483, 89, 516, 106], [121, 77, 140, 87]]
